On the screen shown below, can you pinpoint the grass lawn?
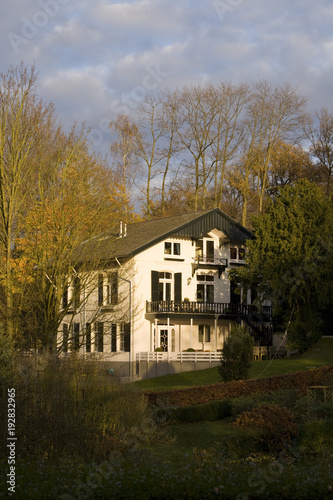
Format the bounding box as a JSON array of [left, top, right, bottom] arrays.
[[132, 337, 333, 392], [148, 418, 244, 466]]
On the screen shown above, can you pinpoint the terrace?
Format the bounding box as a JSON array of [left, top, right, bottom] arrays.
[[146, 300, 272, 319]]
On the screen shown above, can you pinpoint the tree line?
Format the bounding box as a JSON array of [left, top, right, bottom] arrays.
[[1, 63, 332, 351], [110, 83, 333, 224], [0, 63, 135, 349]]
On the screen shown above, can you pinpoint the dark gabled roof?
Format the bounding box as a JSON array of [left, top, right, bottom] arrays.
[[78, 208, 254, 264]]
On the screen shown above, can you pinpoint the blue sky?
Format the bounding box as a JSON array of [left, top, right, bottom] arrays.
[[2, 0, 333, 157]]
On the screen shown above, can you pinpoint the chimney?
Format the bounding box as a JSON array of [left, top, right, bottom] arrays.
[[118, 221, 127, 238]]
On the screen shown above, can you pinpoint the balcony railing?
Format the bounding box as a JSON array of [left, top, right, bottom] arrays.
[[146, 300, 271, 317], [193, 257, 228, 266]]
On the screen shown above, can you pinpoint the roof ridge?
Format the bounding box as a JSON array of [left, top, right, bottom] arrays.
[[126, 208, 213, 226]]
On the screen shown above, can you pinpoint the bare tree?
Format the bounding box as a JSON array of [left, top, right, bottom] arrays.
[[243, 81, 308, 217], [172, 85, 221, 210], [305, 107, 333, 195], [134, 94, 170, 218], [110, 115, 139, 214], [210, 82, 249, 208]]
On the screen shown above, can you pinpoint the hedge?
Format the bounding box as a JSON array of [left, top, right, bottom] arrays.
[[145, 365, 333, 407], [169, 399, 232, 423]]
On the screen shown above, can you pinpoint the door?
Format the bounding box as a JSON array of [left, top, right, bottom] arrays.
[[159, 328, 168, 352], [230, 280, 241, 304]]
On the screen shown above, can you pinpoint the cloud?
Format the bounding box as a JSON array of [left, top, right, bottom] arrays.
[[1, 0, 333, 157]]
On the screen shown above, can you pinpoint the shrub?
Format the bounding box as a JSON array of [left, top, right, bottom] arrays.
[[3, 355, 153, 462], [287, 310, 322, 354], [298, 418, 333, 455], [230, 396, 258, 417], [218, 325, 254, 382], [310, 402, 333, 420], [171, 399, 232, 423], [233, 404, 298, 452]]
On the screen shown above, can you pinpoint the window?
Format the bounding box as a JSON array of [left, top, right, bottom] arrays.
[[71, 323, 80, 352], [239, 247, 245, 260], [206, 240, 214, 262], [95, 322, 103, 352], [195, 239, 203, 260], [197, 274, 214, 302], [230, 247, 245, 260], [164, 241, 181, 256], [159, 272, 172, 301], [195, 239, 214, 262], [230, 247, 237, 260], [107, 272, 118, 305], [199, 325, 211, 343], [120, 323, 130, 352], [86, 323, 91, 353], [98, 274, 103, 306], [111, 323, 117, 352]]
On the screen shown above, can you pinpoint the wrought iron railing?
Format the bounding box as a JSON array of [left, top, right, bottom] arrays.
[[146, 300, 271, 317]]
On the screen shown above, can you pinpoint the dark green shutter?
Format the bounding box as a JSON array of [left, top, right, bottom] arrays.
[[151, 271, 159, 302], [124, 323, 130, 352], [111, 323, 117, 352], [174, 273, 182, 302]]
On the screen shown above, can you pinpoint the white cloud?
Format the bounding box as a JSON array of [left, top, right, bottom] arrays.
[[1, 0, 333, 157]]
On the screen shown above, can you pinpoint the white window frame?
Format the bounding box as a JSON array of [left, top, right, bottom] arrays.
[[164, 241, 181, 257]]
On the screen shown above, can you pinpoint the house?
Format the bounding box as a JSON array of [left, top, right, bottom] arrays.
[[59, 208, 273, 379]]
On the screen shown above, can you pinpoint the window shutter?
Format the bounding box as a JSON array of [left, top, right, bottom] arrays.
[[124, 323, 130, 352], [174, 272, 182, 302], [151, 271, 159, 302], [98, 274, 103, 306], [111, 323, 117, 352]]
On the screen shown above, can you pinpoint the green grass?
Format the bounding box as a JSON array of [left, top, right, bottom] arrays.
[[149, 419, 243, 465], [133, 337, 333, 392]]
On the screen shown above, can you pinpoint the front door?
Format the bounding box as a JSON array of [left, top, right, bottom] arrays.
[[156, 326, 177, 352], [160, 328, 168, 352]]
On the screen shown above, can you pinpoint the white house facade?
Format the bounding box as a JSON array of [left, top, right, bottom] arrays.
[[59, 209, 272, 379]]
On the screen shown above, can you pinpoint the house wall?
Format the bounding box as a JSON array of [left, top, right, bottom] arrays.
[[131, 230, 245, 354]]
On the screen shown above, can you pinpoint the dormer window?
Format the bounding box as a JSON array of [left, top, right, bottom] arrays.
[[195, 239, 214, 263], [164, 241, 181, 256], [230, 247, 245, 261]]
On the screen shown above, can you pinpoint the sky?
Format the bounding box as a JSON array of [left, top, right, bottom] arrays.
[[1, 0, 333, 157]]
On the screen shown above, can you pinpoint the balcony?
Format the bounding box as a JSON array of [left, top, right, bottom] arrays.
[[146, 300, 270, 318], [191, 257, 228, 277]]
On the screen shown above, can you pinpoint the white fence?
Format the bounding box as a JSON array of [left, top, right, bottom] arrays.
[[137, 351, 223, 363]]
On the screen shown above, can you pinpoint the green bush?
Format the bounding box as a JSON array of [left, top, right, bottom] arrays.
[[310, 402, 333, 420], [218, 325, 254, 382], [230, 396, 258, 417], [298, 418, 333, 454], [171, 399, 232, 423], [1, 354, 153, 462], [287, 310, 322, 354]]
